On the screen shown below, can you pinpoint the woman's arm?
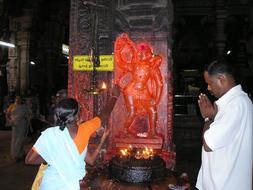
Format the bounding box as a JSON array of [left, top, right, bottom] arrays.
[[25, 147, 47, 165], [97, 85, 120, 126], [85, 128, 110, 165]]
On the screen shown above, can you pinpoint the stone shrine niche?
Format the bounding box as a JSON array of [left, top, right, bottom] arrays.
[[109, 0, 175, 169], [69, 0, 175, 169], [107, 32, 175, 169]]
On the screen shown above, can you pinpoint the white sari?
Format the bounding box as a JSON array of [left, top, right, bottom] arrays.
[[34, 126, 87, 190]]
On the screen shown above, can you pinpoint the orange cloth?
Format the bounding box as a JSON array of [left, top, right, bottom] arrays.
[[6, 103, 16, 115], [74, 117, 101, 153]]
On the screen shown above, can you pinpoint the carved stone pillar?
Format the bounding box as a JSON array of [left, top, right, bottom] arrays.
[[17, 31, 30, 95], [7, 33, 18, 93], [8, 10, 32, 95], [6, 60, 17, 93], [215, 0, 227, 57]]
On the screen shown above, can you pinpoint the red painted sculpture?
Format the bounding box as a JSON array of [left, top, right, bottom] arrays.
[[114, 33, 163, 137]]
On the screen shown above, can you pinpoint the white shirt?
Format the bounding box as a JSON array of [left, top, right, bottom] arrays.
[[196, 85, 253, 190]]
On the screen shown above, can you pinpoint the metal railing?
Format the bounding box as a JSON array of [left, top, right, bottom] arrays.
[[174, 94, 199, 116]]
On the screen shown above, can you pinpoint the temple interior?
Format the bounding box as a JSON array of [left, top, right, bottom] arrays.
[[0, 0, 253, 189]]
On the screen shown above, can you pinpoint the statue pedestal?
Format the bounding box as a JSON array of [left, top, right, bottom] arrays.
[[80, 168, 191, 190], [113, 137, 163, 149]]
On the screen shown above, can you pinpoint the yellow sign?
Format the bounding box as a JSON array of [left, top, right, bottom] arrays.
[[98, 55, 114, 71], [73, 55, 114, 71]]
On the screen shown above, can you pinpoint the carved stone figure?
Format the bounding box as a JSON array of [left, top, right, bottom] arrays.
[[114, 33, 163, 137]]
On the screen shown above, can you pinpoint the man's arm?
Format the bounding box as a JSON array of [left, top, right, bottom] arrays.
[[198, 94, 217, 152], [198, 93, 217, 119], [202, 120, 213, 152]]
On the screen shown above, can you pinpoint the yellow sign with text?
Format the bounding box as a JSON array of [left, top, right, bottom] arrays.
[[73, 55, 114, 71]]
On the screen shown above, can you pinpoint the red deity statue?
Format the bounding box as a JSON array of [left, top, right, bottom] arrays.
[[114, 33, 163, 137]]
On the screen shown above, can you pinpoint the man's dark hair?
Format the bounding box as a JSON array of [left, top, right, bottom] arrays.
[[54, 98, 79, 131], [204, 59, 236, 77]]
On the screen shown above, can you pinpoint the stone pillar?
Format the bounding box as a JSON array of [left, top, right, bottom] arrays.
[[17, 31, 30, 95], [215, 0, 227, 57], [8, 10, 32, 95], [7, 33, 18, 93]]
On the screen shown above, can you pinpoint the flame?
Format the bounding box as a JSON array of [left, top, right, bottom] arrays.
[[119, 146, 154, 159], [101, 82, 106, 89], [120, 149, 127, 156]]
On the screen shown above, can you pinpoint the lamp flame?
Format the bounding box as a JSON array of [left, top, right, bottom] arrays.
[[119, 146, 154, 159], [101, 82, 106, 89]]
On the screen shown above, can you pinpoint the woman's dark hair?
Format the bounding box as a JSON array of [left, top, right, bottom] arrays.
[[54, 98, 79, 131]]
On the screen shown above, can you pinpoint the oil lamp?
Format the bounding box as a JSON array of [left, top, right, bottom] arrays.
[[82, 1, 107, 96], [119, 146, 155, 160], [83, 81, 107, 95], [135, 151, 142, 159], [120, 149, 128, 157]]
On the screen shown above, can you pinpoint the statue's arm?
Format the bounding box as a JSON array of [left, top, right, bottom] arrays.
[[152, 56, 163, 103], [114, 40, 126, 67], [153, 70, 163, 104], [114, 34, 136, 72]]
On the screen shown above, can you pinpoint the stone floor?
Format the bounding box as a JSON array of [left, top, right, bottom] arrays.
[[0, 130, 38, 190], [0, 129, 201, 190]]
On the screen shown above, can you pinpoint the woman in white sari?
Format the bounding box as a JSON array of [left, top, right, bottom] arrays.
[[25, 86, 120, 190]]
